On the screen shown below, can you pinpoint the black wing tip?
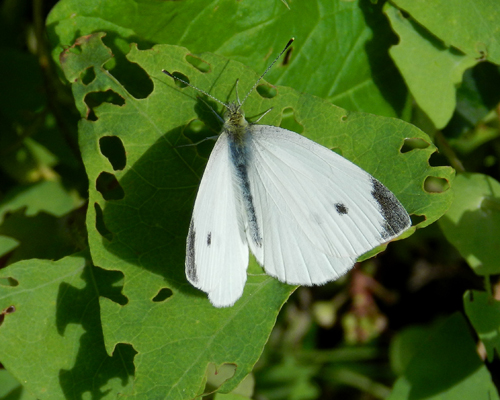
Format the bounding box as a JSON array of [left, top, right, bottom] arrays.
[[370, 177, 411, 239]]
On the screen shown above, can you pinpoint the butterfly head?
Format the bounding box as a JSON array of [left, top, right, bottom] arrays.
[[224, 102, 248, 133]]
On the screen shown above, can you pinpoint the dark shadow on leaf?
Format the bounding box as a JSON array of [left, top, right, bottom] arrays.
[[403, 314, 483, 400], [186, 54, 211, 73], [98, 96, 227, 301], [280, 107, 304, 134], [95, 203, 112, 241], [359, 1, 408, 117], [56, 263, 135, 398], [0, 385, 23, 400]]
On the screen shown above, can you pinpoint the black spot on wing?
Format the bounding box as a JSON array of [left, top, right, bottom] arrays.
[[207, 232, 212, 246], [335, 203, 348, 215], [370, 177, 410, 239], [186, 219, 198, 283]]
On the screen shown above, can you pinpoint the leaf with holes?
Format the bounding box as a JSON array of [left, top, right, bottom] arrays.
[[47, 0, 410, 119], [55, 32, 455, 399], [0, 254, 136, 399]]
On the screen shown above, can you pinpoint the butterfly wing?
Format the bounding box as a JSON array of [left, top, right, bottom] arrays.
[[186, 133, 249, 307], [245, 125, 411, 285]]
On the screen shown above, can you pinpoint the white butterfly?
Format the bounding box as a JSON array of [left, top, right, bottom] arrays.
[[164, 39, 411, 307]]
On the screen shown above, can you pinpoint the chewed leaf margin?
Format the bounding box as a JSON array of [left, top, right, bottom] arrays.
[[59, 32, 454, 399]]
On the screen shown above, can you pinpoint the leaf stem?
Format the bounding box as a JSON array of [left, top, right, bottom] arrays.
[[434, 131, 466, 173]]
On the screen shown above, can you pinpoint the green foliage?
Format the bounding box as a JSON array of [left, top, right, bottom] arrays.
[[388, 313, 498, 400], [439, 173, 500, 276], [0, 0, 499, 399]]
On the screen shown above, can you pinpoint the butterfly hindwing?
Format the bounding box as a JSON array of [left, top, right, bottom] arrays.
[[186, 133, 249, 307]]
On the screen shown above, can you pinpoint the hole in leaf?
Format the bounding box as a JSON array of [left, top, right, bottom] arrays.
[[0, 277, 18, 287], [203, 363, 237, 395], [113, 343, 137, 374], [410, 214, 426, 225], [85, 90, 125, 121], [94, 203, 112, 240], [81, 67, 96, 85], [282, 46, 293, 66], [400, 138, 430, 153], [68, 45, 82, 55], [280, 107, 304, 133], [96, 172, 125, 200], [340, 115, 348, 122], [152, 288, 173, 302], [183, 119, 213, 146], [99, 136, 126, 171], [424, 176, 450, 193], [186, 55, 210, 73], [103, 54, 153, 99], [256, 84, 277, 99], [170, 71, 190, 88], [0, 306, 16, 327], [428, 151, 448, 167], [4, 305, 16, 314], [94, 266, 128, 305]]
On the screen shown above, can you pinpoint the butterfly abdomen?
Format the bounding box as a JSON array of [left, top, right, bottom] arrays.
[[227, 124, 263, 249]]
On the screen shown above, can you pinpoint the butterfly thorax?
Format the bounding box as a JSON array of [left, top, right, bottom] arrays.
[[224, 102, 248, 145]]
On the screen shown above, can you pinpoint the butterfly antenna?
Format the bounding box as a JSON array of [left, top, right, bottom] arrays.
[[162, 69, 227, 109], [239, 38, 294, 108]]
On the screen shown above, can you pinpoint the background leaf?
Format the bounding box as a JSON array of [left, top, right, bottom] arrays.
[[384, 3, 477, 129], [392, 0, 500, 63], [464, 290, 500, 363], [387, 313, 499, 400], [46, 0, 410, 119], [439, 173, 500, 275]]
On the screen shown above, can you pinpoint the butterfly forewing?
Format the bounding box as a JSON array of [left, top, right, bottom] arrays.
[[243, 125, 410, 284]]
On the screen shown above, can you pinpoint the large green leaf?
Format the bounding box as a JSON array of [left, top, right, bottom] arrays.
[[384, 3, 477, 129], [0, 254, 135, 399], [464, 290, 500, 363], [439, 173, 500, 275], [0, 369, 37, 400], [0, 180, 82, 223], [388, 313, 499, 400], [46, 0, 410, 118], [392, 0, 500, 64], [56, 32, 453, 399]]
